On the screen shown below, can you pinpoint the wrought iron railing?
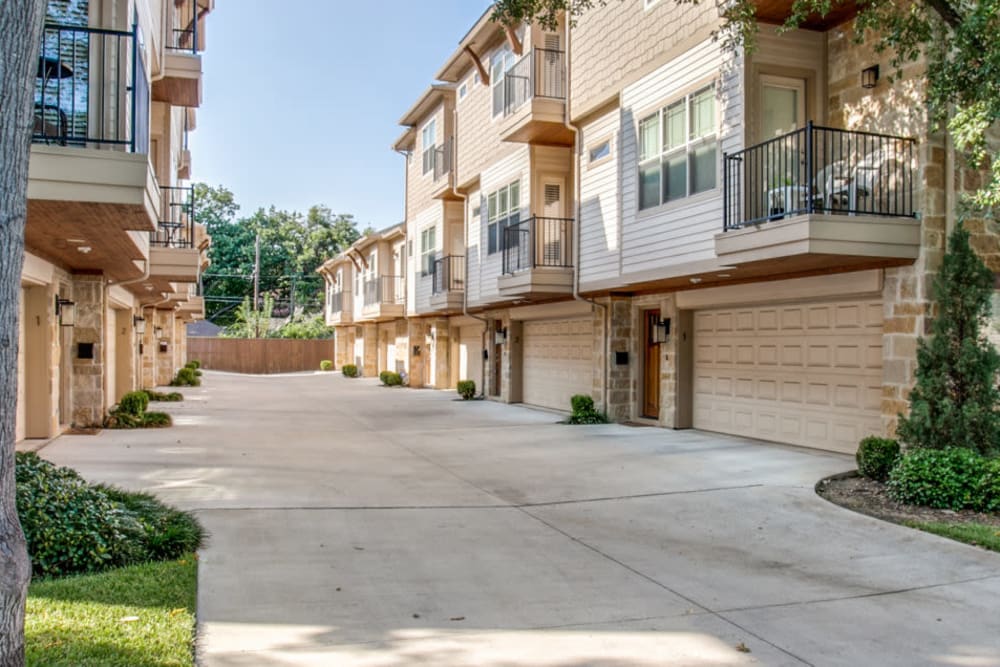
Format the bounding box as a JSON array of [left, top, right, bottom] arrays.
[[432, 255, 465, 294], [166, 0, 200, 54], [364, 276, 405, 307], [502, 216, 573, 274], [33, 23, 149, 152], [722, 121, 916, 231], [433, 137, 454, 183], [151, 186, 195, 248], [503, 47, 566, 116]]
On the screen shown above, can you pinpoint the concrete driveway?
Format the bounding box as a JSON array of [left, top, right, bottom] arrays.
[[41, 371, 1000, 666]]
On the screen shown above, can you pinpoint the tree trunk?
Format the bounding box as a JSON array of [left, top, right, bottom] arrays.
[[0, 2, 46, 665]]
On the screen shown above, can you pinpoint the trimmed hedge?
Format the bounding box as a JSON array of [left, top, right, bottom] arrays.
[[856, 436, 900, 482], [170, 367, 201, 387], [142, 390, 184, 402], [888, 448, 986, 510], [457, 380, 476, 400], [117, 391, 149, 418], [379, 371, 403, 386], [567, 394, 609, 425], [319, 359, 334, 371], [15, 453, 202, 578], [342, 364, 359, 378]]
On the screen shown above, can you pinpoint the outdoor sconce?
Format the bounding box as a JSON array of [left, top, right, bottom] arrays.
[[861, 65, 879, 89], [154, 326, 164, 339], [133, 315, 146, 335], [55, 297, 76, 327], [494, 328, 508, 346], [651, 317, 671, 345]]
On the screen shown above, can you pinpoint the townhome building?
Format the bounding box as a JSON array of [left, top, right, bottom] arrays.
[[322, 1, 994, 455], [319, 224, 406, 378], [17, 0, 213, 442]]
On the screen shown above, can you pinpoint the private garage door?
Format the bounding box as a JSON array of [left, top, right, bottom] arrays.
[[522, 317, 594, 411], [693, 299, 883, 453]]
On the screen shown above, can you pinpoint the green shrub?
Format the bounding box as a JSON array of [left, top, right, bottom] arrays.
[[856, 436, 901, 482], [888, 448, 986, 510], [15, 453, 145, 578], [170, 367, 201, 387], [381, 371, 402, 386], [142, 390, 183, 402], [142, 412, 172, 428], [319, 359, 334, 371], [342, 364, 359, 378], [117, 391, 149, 418], [978, 458, 1000, 512], [379, 370, 390, 384], [194, 369, 203, 377], [568, 394, 609, 425], [187, 359, 201, 369], [457, 380, 476, 400], [94, 486, 203, 561]]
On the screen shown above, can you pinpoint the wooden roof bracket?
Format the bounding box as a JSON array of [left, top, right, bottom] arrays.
[[464, 45, 490, 85], [503, 24, 523, 56], [347, 248, 368, 271]]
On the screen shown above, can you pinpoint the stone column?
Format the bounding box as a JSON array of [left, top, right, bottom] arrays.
[[154, 309, 176, 386], [362, 323, 378, 377], [407, 318, 427, 386], [431, 318, 451, 389], [604, 296, 633, 422], [70, 274, 106, 427]]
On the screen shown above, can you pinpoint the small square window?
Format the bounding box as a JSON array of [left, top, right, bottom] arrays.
[[589, 140, 611, 163]]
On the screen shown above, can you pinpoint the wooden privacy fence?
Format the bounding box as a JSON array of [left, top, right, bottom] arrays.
[[188, 337, 334, 374]]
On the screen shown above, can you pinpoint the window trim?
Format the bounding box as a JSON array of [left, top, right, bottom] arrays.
[[421, 118, 437, 176], [636, 82, 719, 212], [490, 46, 515, 120], [420, 225, 437, 277], [587, 135, 614, 168], [486, 180, 521, 255]]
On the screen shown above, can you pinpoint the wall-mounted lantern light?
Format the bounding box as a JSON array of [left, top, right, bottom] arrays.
[[861, 65, 879, 89], [651, 317, 671, 345], [133, 315, 146, 335], [154, 325, 164, 339], [494, 328, 508, 346], [55, 297, 76, 327]]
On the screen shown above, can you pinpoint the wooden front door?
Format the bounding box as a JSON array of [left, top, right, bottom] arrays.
[[643, 309, 661, 419], [492, 320, 503, 396]]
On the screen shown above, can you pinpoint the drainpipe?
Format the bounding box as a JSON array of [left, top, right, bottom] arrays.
[[455, 106, 490, 398], [561, 17, 609, 413]]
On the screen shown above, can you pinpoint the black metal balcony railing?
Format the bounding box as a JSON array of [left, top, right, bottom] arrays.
[[433, 137, 454, 183], [328, 291, 343, 314], [503, 216, 573, 274], [33, 23, 149, 153], [722, 122, 916, 231], [503, 47, 566, 116], [166, 0, 200, 54], [432, 255, 465, 294], [151, 186, 195, 248], [364, 276, 405, 307]]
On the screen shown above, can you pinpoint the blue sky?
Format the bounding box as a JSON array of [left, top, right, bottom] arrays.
[[189, 0, 493, 227]]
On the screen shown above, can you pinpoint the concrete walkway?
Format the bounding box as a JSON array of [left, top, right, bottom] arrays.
[[41, 371, 1000, 666]]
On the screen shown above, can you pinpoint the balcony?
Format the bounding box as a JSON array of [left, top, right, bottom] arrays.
[[431, 137, 458, 199], [361, 275, 405, 321], [148, 185, 200, 288], [152, 0, 204, 107], [429, 255, 465, 312], [716, 123, 921, 272], [327, 291, 352, 325], [26, 22, 158, 283], [499, 48, 573, 146], [498, 217, 573, 297]]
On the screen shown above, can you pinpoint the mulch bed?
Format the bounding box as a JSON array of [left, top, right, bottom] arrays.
[[817, 473, 1000, 529]]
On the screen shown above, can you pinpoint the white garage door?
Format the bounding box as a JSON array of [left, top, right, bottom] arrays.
[[522, 317, 594, 411], [459, 325, 484, 393], [693, 299, 883, 453]]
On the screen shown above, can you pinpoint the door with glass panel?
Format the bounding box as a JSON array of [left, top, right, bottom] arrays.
[[758, 76, 807, 219]]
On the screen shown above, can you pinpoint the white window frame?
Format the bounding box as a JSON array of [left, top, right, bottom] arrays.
[[420, 226, 437, 277], [588, 137, 613, 166], [491, 46, 515, 119], [637, 83, 718, 211], [458, 79, 469, 101], [486, 181, 521, 255], [421, 119, 437, 175]]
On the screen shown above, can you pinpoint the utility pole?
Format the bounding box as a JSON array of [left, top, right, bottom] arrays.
[[253, 233, 261, 338]]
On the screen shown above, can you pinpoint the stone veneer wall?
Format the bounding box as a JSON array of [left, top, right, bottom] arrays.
[[407, 319, 428, 387], [430, 318, 451, 389], [70, 274, 106, 426], [362, 323, 378, 377]]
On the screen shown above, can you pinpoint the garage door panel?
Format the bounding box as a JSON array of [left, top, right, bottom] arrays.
[[694, 298, 883, 453], [522, 317, 593, 412]]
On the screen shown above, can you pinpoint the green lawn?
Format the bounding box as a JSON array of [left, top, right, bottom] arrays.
[[905, 521, 1000, 553], [26, 554, 198, 667]]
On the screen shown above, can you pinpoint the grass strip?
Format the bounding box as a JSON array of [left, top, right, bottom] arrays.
[[904, 521, 1000, 553]]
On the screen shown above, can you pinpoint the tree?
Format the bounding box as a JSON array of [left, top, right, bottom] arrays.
[[0, 2, 48, 664], [223, 294, 275, 339], [897, 224, 1000, 456], [492, 0, 1000, 212]]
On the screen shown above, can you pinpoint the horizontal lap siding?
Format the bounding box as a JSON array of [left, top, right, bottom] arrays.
[[579, 107, 622, 285], [619, 39, 743, 277], [412, 204, 441, 314]]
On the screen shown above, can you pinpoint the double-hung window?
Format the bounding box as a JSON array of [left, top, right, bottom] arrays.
[[420, 226, 437, 277], [421, 119, 437, 175], [491, 47, 516, 117], [638, 84, 718, 210], [486, 181, 520, 255]]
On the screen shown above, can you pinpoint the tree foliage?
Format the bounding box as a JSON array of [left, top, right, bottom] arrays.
[[897, 224, 1000, 456], [492, 0, 1000, 212]]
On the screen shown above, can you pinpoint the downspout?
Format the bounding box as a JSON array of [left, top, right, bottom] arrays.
[[562, 17, 609, 414], [455, 106, 490, 398]]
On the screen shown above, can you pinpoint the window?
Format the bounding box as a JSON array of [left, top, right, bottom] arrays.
[[487, 181, 520, 255], [491, 47, 516, 118], [459, 81, 468, 101], [589, 139, 612, 164], [421, 119, 436, 175], [420, 226, 437, 276], [638, 84, 718, 210]]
